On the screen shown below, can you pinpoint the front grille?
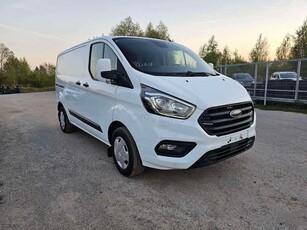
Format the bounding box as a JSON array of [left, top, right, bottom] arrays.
[[198, 102, 254, 136], [190, 136, 255, 168]]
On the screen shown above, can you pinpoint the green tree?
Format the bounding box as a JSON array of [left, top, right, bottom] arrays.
[[156, 21, 171, 41], [29, 63, 55, 88], [0, 42, 55, 89], [276, 34, 291, 60], [17, 58, 31, 86], [145, 21, 171, 40], [3, 56, 32, 87], [220, 46, 232, 65], [110, 16, 144, 36], [3, 56, 19, 86], [249, 34, 269, 62], [144, 22, 157, 38], [199, 35, 221, 66], [290, 19, 307, 58], [0, 43, 14, 87], [29, 67, 42, 88]]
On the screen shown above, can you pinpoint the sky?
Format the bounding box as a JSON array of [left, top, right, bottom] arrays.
[[0, 0, 306, 68]]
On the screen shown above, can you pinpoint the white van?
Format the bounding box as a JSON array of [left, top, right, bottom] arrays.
[[56, 36, 256, 177]]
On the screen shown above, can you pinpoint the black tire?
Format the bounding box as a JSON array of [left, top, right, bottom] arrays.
[[58, 106, 75, 133], [112, 127, 145, 177]]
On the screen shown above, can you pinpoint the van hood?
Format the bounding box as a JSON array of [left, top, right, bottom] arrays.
[[140, 75, 252, 110]]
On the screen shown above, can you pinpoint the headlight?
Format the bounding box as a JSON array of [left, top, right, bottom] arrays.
[[140, 84, 196, 119]]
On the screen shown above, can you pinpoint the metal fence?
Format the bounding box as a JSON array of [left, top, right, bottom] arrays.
[[216, 58, 307, 105]]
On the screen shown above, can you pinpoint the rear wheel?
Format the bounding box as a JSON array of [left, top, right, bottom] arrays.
[[58, 106, 75, 133], [112, 127, 144, 177]]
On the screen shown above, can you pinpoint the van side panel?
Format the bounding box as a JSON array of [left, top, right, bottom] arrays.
[[57, 45, 87, 77], [56, 45, 89, 130], [56, 42, 119, 145]]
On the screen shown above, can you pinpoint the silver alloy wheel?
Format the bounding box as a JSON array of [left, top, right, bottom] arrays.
[[114, 137, 129, 169], [60, 111, 65, 130]]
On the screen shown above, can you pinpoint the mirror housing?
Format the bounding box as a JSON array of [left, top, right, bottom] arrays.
[[96, 59, 111, 81], [101, 70, 120, 80], [95, 58, 133, 88], [208, 63, 214, 69]]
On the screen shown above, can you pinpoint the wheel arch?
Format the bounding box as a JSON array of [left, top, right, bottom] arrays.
[[57, 102, 64, 111], [108, 121, 126, 144]]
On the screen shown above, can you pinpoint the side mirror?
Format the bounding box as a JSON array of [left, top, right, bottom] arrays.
[[208, 63, 214, 69], [96, 59, 111, 81]]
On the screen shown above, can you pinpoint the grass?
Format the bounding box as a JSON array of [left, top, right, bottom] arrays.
[[22, 87, 55, 93], [255, 102, 307, 115]]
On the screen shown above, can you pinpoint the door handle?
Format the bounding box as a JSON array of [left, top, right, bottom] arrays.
[[83, 82, 89, 87], [75, 81, 81, 86]]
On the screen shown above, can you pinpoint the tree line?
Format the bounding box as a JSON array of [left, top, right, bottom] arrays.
[[200, 19, 306, 66], [0, 43, 55, 88], [110, 16, 172, 41], [0, 17, 306, 89]]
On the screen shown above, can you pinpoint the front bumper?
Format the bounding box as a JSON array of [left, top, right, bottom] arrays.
[[190, 136, 255, 168], [130, 107, 256, 170]]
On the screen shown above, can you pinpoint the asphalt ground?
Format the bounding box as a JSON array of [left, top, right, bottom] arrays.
[[0, 92, 306, 229]]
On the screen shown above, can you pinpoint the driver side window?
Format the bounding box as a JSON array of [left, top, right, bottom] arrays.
[[89, 43, 104, 80], [89, 42, 132, 88], [89, 43, 121, 80], [104, 45, 118, 71]]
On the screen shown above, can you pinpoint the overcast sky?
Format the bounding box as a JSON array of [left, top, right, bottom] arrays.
[[0, 0, 306, 68]]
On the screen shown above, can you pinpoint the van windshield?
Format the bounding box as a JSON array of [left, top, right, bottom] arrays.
[[113, 38, 217, 77]]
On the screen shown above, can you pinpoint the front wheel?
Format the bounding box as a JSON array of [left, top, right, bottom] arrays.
[[112, 127, 145, 177]]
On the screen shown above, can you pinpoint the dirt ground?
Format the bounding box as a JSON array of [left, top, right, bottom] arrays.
[[0, 92, 306, 229]]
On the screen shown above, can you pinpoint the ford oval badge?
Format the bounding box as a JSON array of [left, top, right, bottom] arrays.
[[230, 109, 242, 118]]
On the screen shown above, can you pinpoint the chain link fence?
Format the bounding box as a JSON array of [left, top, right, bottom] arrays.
[[216, 58, 307, 105]]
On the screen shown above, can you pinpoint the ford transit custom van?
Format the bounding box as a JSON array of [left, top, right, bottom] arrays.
[[56, 36, 256, 177]]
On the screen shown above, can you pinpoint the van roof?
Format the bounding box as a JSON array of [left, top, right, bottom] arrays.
[[57, 36, 169, 57]]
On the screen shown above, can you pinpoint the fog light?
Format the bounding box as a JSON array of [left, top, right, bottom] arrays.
[[155, 140, 196, 158], [159, 144, 177, 151]]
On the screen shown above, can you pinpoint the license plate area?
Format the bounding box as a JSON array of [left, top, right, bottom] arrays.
[[223, 130, 249, 145]]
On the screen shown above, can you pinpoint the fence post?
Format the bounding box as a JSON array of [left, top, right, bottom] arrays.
[[294, 60, 301, 101], [264, 62, 269, 105], [254, 64, 258, 98], [224, 65, 227, 76]]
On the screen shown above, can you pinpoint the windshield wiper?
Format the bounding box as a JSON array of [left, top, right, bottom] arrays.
[[188, 71, 219, 76], [144, 71, 219, 77]]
